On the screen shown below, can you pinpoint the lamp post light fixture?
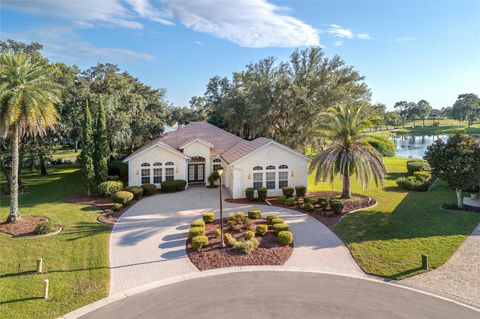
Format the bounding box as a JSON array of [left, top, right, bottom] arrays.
[[217, 167, 225, 248]]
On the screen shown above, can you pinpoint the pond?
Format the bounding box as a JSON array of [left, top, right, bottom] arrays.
[[391, 135, 449, 159]]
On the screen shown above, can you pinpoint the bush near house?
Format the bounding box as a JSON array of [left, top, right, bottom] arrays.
[[276, 195, 287, 204], [317, 198, 329, 210], [112, 191, 134, 205], [248, 209, 262, 219], [406, 159, 431, 175], [304, 202, 314, 212], [245, 187, 254, 200], [329, 199, 344, 214], [97, 180, 124, 196], [282, 186, 295, 198], [284, 197, 296, 206], [208, 171, 219, 187], [192, 236, 208, 251], [295, 186, 307, 197], [257, 187, 268, 201], [277, 231, 293, 245], [141, 183, 157, 196], [161, 180, 187, 192], [202, 212, 215, 223], [124, 186, 143, 200]]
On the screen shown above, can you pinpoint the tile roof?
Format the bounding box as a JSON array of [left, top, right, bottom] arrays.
[[221, 137, 272, 164]]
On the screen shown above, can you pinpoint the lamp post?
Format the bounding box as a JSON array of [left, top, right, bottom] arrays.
[[217, 167, 225, 248]]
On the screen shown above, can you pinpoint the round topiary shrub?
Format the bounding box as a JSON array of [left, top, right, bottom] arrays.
[[329, 200, 344, 214], [284, 197, 296, 206], [256, 224, 268, 236], [266, 214, 278, 224], [141, 183, 157, 196], [112, 203, 123, 211], [112, 191, 134, 205], [413, 171, 431, 181], [406, 159, 431, 175], [215, 228, 221, 238], [273, 223, 290, 234], [245, 230, 255, 240], [189, 227, 205, 238], [271, 218, 284, 225], [295, 186, 307, 197], [257, 187, 268, 201], [35, 222, 53, 235], [282, 186, 295, 198], [208, 171, 219, 187], [124, 186, 144, 200], [98, 181, 124, 197], [191, 220, 205, 228], [224, 233, 234, 245], [191, 235, 208, 251], [245, 188, 254, 201], [304, 202, 314, 212], [317, 198, 329, 210], [202, 212, 215, 223], [277, 231, 293, 245], [248, 209, 261, 219]]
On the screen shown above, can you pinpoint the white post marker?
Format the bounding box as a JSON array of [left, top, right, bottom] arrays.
[[36, 258, 43, 274], [43, 279, 49, 300]]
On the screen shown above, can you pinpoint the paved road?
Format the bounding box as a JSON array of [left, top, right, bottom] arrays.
[[109, 187, 363, 295], [80, 272, 478, 319]]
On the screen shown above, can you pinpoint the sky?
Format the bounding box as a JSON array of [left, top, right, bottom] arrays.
[[1, 0, 479, 110]]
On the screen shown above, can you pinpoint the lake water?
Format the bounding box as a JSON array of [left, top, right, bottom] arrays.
[[391, 135, 449, 159]]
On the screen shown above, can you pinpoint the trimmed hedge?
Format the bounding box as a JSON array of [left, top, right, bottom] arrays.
[[189, 227, 205, 238], [368, 140, 396, 157], [161, 180, 187, 192], [304, 202, 314, 212], [224, 233, 233, 245], [317, 198, 329, 210], [266, 214, 278, 224], [282, 186, 295, 198], [141, 183, 156, 196], [191, 235, 208, 251], [295, 186, 307, 197], [277, 195, 287, 204], [284, 197, 296, 206], [271, 218, 284, 225], [413, 171, 431, 181], [277, 231, 293, 245], [35, 222, 53, 234], [191, 220, 205, 228], [272, 223, 290, 234], [257, 187, 268, 201], [124, 186, 143, 200], [202, 212, 215, 223], [330, 199, 344, 214], [396, 176, 430, 191], [98, 181, 124, 197], [245, 230, 255, 240], [215, 228, 221, 238], [245, 188, 254, 201], [112, 191, 134, 205], [406, 159, 431, 175], [112, 203, 123, 211], [256, 224, 268, 236], [248, 209, 262, 219]]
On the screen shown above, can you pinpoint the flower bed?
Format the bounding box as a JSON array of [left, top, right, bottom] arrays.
[[0, 216, 61, 237], [186, 212, 293, 271]]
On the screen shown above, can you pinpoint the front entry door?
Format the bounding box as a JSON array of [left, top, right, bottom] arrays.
[[188, 164, 205, 183]]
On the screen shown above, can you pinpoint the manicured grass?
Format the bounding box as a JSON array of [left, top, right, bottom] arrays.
[[0, 165, 110, 319], [50, 149, 80, 159], [309, 157, 480, 279]]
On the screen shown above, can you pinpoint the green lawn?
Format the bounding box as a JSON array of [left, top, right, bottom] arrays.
[[0, 165, 110, 319], [309, 157, 480, 279], [50, 149, 80, 159]]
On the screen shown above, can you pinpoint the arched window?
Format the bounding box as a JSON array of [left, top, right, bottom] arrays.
[[279, 164, 288, 169], [141, 163, 151, 167], [266, 165, 275, 170], [213, 158, 221, 163], [153, 162, 162, 166], [191, 156, 205, 162], [165, 162, 174, 166], [253, 166, 263, 171], [213, 158, 222, 171]]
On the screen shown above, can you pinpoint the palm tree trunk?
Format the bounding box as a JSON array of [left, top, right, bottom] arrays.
[[456, 188, 463, 209], [341, 174, 351, 199], [7, 125, 21, 223]]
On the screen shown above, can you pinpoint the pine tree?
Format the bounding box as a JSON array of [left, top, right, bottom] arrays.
[[95, 98, 109, 183], [81, 99, 95, 197]]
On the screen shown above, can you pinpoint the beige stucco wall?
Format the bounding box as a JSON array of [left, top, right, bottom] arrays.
[[230, 143, 309, 199], [182, 141, 212, 182], [126, 145, 188, 187]]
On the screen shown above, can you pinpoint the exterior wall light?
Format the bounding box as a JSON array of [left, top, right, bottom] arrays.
[[291, 170, 295, 177]]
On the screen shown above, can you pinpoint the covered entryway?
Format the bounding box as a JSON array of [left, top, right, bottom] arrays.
[[188, 156, 205, 183]]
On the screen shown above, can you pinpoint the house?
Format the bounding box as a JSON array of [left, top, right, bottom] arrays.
[[123, 122, 310, 199]]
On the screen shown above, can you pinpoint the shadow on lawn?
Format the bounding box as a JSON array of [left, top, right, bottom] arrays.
[[0, 296, 43, 305], [64, 222, 111, 241]]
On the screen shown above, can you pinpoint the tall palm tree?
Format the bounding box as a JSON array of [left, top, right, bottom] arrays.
[[0, 53, 60, 223], [309, 104, 387, 199]]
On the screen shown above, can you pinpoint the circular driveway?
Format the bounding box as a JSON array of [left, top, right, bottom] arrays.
[[80, 271, 479, 319]]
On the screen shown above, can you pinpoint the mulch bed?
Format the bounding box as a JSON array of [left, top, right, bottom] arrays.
[[0, 216, 60, 237], [187, 218, 293, 271]]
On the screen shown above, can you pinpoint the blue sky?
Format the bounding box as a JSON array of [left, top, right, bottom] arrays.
[[1, 0, 479, 109]]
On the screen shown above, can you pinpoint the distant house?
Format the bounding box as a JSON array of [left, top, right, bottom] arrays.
[[123, 122, 310, 199]]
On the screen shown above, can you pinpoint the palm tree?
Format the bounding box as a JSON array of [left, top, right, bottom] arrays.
[[309, 104, 387, 199], [0, 53, 60, 223]]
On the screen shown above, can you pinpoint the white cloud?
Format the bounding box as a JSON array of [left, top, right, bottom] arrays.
[[125, 0, 174, 26], [328, 24, 353, 38], [357, 33, 371, 40], [334, 40, 344, 47], [195, 40, 204, 46], [394, 37, 417, 43]]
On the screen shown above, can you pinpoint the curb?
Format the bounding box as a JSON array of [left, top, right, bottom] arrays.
[[59, 267, 479, 318]]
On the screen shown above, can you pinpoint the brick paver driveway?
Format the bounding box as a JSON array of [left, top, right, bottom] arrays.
[[109, 187, 364, 295]]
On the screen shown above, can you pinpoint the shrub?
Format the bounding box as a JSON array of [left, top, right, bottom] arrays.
[[245, 230, 255, 240], [368, 140, 396, 157], [257, 187, 268, 201], [97, 181, 124, 197], [215, 228, 221, 238], [303, 197, 314, 205], [208, 171, 219, 187], [304, 202, 314, 212], [266, 214, 278, 224], [248, 209, 262, 219], [232, 238, 259, 254], [284, 197, 296, 206], [406, 159, 431, 175], [282, 186, 295, 198], [191, 235, 208, 251], [112, 203, 123, 211], [277, 195, 287, 204], [35, 222, 53, 235], [112, 191, 134, 205], [224, 233, 233, 245], [413, 171, 431, 181], [272, 223, 290, 234], [141, 183, 157, 196], [317, 198, 329, 210], [271, 218, 284, 225], [227, 212, 246, 222], [124, 186, 143, 200], [109, 161, 128, 184], [107, 175, 120, 181], [191, 220, 205, 228], [277, 231, 293, 245], [295, 186, 307, 197], [256, 224, 268, 236], [330, 199, 344, 214], [245, 188, 255, 201], [161, 180, 186, 192], [189, 227, 205, 238], [202, 212, 215, 223], [396, 176, 430, 191]]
